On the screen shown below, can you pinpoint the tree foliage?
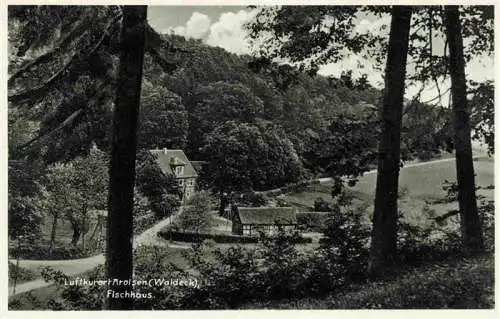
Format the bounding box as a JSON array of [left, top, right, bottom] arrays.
[[135, 151, 182, 218], [8, 5, 186, 164], [199, 121, 304, 193], [176, 191, 212, 233], [138, 82, 188, 150], [469, 80, 494, 154], [36, 146, 109, 246]]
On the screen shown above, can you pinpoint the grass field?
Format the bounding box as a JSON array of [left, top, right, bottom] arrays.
[[281, 157, 494, 228], [350, 157, 494, 202]]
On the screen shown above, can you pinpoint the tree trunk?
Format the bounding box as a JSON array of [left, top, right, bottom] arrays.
[[444, 6, 484, 254], [218, 190, 226, 216], [81, 206, 87, 250], [106, 6, 147, 310], [48, 212, 59, 256], [368, 6, 412, 276], [69, 218, 81, 246]]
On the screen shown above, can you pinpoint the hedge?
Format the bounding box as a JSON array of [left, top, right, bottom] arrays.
[[8, 242, 89, 260], [158, 230, 313, 244], [297, 212, 330, 232]]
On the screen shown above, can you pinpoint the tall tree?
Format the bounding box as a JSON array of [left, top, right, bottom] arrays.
[[247, 5, 414, 273], [135, 151, 182, 218], [70, 146, 109, 247], [138, 83, 188, 150], [106, 6, 147, 310], [37, 163, 80, 254], [368, 6, 413, 275], [444, 6, 483, 253], [8, 6, 186, 164]]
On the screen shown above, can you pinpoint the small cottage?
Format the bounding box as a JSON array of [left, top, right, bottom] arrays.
[[231, 206, 297, 236], [150, 148, 198, 200]]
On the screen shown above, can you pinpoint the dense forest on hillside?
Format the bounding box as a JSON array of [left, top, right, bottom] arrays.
[[9, 19, 454, 193]]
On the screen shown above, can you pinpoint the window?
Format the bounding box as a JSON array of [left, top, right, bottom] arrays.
[[176, 166, 184, 176]]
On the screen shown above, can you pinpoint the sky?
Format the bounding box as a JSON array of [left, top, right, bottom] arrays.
[[147, 6, 494, 105]]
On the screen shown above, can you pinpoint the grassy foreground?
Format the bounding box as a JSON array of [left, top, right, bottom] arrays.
[[242, 253, 494, 309]]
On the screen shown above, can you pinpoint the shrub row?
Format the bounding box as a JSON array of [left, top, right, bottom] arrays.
[[8, 242, 88, 260], [158, 230, 313, 244], [259, 179, 322, 198]]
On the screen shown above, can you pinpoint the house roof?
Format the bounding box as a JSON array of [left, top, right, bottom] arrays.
[[150, 149, 198, 179], [236, 207, 297, 225]]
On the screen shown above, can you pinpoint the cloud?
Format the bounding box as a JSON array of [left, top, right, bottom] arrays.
[[170, 25, 186, 36], [165, 9, 256, 55], [165, 12, 211, 39], [185, 12, 211, 39], [205, 9, 257, 55]]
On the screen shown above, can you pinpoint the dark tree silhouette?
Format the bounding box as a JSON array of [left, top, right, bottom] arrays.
[[444, 6, 484, 254], [368, 6, 413, 275], [106, 6, 147, 310]]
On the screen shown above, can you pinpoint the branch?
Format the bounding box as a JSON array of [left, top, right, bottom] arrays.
[[8, 14, 122, 104], [420, 87, 451, 105], [8, 20, 88, 84], [8, 54, 77, 103], [144, 24, 189, 73], [19, 108, 84, 150], [409, 82, 426, 104]]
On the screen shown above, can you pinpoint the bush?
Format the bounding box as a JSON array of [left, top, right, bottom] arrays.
[[235, 192, 268, 207], [150, 194, 180, 219], [398, 185, 410, 199], [296, 212, 328, 232], [8, 196, 43, 240], [442, 179, 458, 202], [8, 262, 37, 284], [318, 192, 371, 286], [132, 246, 193, 310], [181, 243, 262, 309], [257, 229, 313, 300], [40, 265, 106, 310], [479, 200, 494, 251], [179, 228, 316, 308], [314, 197, 331, 212], [397, 206, 463, 265], [158, 229, 313, 244], [133, 213, 158, 235]]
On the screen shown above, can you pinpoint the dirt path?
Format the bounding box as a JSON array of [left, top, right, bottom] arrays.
[[8, 208, 183, 297]]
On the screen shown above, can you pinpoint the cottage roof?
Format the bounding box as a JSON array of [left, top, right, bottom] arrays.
[[150, 149, 198, 179], [236, 207, 297, 225]]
